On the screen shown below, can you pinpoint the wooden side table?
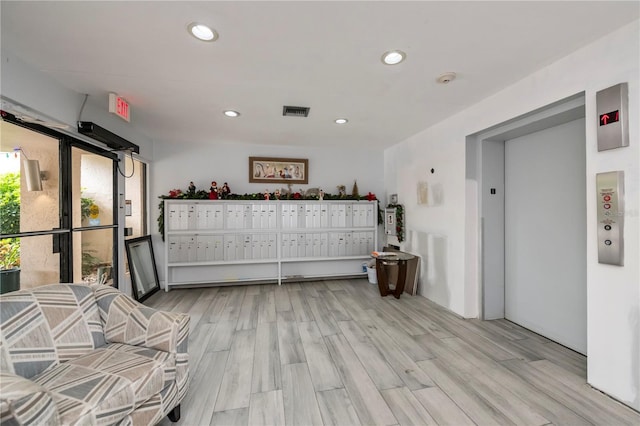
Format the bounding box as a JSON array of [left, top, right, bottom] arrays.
[[374, 252, 416, 299]]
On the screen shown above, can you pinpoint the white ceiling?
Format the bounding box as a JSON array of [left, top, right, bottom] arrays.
[[1, 1, 638, 149]]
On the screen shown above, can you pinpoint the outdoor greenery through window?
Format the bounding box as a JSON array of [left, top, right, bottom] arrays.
[[0, 172, 20, 271]]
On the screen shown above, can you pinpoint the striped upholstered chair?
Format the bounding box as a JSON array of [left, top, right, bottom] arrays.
[[0, 283, 189, 425]]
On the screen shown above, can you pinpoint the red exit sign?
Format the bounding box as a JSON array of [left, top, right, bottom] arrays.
[[109, 93, 131, 122]]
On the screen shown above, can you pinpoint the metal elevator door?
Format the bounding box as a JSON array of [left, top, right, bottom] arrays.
[[504, 118, 587, 354]]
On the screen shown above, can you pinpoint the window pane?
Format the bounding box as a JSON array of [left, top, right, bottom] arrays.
[[125, 158, 147, 237], [73, 228, 114, 285], [72, 147, 113, 228], [0, 121, 60, 235], [0, 235, 60, 292]]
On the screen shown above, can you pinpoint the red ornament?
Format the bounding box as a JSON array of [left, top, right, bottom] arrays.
[[366, 192, 377, 201], [293, 192, 302, 199]]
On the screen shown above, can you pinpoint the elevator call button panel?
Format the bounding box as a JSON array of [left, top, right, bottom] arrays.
[[596, 83, 629, 151], [596, 171, 624, 266]]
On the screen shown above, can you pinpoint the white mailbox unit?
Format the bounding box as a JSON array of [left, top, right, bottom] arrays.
[[163, 199, 378, 290]]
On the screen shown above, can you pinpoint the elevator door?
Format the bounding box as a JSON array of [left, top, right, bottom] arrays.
[[504, 118, 586, 354]]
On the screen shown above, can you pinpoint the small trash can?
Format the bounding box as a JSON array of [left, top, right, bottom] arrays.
[[367, 265, 377, 284]]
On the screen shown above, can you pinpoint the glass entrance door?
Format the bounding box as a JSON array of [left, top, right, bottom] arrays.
[[1, 120, 61, 291], [0, 117, 119, 291], [71, 146, 117, 285]]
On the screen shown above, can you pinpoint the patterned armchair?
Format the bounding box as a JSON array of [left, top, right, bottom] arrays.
[[0, 284, 189, 425]]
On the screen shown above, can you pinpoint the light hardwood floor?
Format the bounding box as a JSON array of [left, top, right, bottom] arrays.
[[149, 279, 640, 426]]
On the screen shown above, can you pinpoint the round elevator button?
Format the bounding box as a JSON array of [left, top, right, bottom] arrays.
[[604, 225, 612, 231], [604, 240, 612, 246]]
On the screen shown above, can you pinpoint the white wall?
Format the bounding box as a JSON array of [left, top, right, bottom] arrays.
[[385, 120, 468, 312], [151, 139, 385, 280], [384, 20, 640, 410], [152, 140, 383, 199]]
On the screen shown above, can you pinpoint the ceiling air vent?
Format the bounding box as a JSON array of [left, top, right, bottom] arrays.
[[282, 106, 310, 117]]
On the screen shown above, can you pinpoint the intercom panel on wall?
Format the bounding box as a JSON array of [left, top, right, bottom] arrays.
[[596, 171, 624, 266], [384, 208, 397, 236]]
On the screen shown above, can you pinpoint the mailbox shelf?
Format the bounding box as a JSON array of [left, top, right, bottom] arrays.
[[163, 199, 377, 290]]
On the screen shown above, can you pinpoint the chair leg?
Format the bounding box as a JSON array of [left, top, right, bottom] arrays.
[[167, 404, 181, 422]]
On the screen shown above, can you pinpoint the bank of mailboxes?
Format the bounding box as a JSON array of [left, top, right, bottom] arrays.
[[167, 202, 375, 264], [168, 203, 375, 230], [280, 204, 374, 228], [168, 233, 278, 263], [168, 230, 375, 263], [281, 231, 374, 258], [167, 204, 278, 230]]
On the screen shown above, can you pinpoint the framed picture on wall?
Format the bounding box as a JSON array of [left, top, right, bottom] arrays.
[[249, 157, 309, 184]]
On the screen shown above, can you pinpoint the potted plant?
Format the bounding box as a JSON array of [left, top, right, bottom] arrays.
[[0, 238, 20, 294]]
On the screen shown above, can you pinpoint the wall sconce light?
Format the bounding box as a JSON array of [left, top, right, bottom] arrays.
[[15, 148, 48, 192], [24, 159, 44, 191]]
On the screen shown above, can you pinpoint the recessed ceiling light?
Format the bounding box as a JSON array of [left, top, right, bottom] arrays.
[[224, 110, 240, 117], [335, 118, 348, 124], [188, 22, 218, 42], [381, 50, 406, 65]]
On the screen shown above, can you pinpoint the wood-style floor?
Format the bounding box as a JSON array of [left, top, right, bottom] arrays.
[[148, 279, 640, 426]]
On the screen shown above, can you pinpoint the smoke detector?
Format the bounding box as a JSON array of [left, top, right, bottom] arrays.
[[437, 72, 457, 84]]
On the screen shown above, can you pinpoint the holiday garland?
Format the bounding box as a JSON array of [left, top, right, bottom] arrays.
[[387, 203, 405, 242]]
